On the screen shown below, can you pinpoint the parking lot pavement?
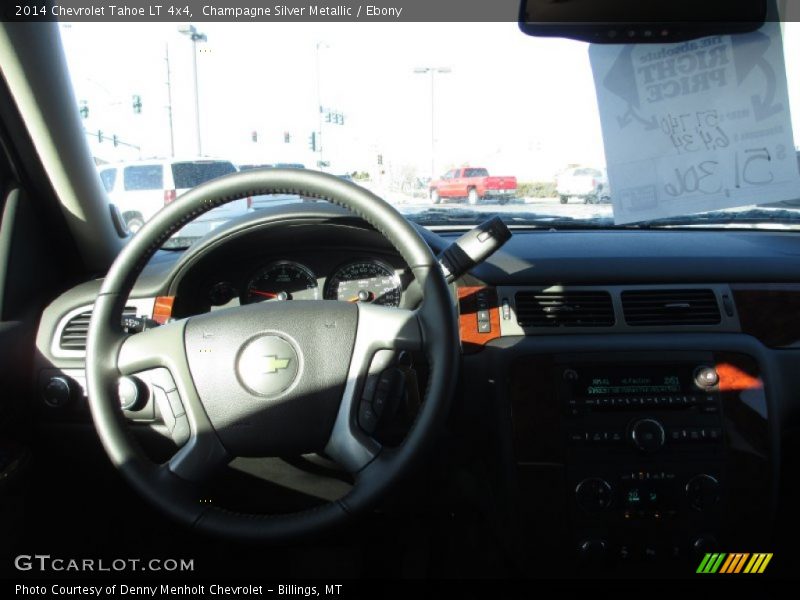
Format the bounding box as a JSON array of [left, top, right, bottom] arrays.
[[371, 189, 615, 220]]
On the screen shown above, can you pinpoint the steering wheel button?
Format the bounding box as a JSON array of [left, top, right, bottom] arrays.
[[151, 387, 176, 430], [150, 368, 177, 393], [172, 415, 190, 446], [362, 350, 397, 402], [359, 402, 378, 434], [166, 390, 185, 418]]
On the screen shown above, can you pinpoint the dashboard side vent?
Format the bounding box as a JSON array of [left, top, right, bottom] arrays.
[[515, 290, 615, 327], [622, 289, 721, 326], [59, 306, 138, 351]]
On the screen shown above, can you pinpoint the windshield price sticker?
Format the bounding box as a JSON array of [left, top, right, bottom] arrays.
[[590, 22, 800, 224]]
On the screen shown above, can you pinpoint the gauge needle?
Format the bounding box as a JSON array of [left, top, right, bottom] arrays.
[[348, 291, 374, 303], [250, 290, 278, 298]]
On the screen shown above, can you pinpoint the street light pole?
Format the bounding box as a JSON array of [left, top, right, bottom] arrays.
[[414, 66, 451, 178], [178, 25, 207, 156], [429, 70, 435, 178], [315, 42, 329, 168], [164, 43, 175, 158]]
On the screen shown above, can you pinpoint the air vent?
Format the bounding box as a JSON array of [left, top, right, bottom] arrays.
[[59, 306, 138, 351], [515, 290, 615, 327], [622, 289, 721, 326]]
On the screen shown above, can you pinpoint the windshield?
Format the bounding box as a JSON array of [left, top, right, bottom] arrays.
[[60, 20, 800, 245]]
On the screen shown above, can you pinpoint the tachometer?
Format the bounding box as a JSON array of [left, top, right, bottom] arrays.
[[244, 262, 319, 304], [324, 260, 402, 307]]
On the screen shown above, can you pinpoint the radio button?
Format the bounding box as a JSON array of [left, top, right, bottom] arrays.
[[569, 432, 587, 444], [694, 366, 719, 389], [562, 368, 579, 381], [630, 418, 666, 453]]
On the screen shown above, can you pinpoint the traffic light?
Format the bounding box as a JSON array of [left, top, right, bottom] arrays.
[[79, 100, 89, 119], [251, 130, 258, 143], [284, 131, 290, 143], [309, 131, 317, 151], [132, 94, 142, 114], [377, 154, 383, 165], [97, 130, 103, 143], [112, 135, 119, 147]]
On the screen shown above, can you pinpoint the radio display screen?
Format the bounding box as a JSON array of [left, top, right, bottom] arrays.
[[573, 367, 686, 396]]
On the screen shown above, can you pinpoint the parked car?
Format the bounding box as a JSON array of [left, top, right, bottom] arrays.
[[556, 166, 611, 204], [238, 163, 307, 208], [429, 167, 517, 205], [98, 158, 251, 235]]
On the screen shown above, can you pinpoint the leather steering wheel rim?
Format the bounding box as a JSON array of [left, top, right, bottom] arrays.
[[85, 169, 459, 540]]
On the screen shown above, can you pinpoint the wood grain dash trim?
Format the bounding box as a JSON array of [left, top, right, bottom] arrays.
[[458, 286, 501, 353]]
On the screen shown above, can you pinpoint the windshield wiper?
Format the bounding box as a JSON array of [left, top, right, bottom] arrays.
[[409, 209, 614, 228], [409, 206, 800, 230]]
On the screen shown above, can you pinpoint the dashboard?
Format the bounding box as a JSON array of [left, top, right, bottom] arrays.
[[31, 204, 800, 576]]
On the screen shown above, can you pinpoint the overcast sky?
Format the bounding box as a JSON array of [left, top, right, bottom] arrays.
[[60, 22, 800, 180]]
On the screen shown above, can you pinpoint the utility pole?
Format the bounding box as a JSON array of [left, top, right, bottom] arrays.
[[414, 67, 451, 178], [164, 43, 175, 157], [315, 42, 329, 168], [178, 25, 207, 156]]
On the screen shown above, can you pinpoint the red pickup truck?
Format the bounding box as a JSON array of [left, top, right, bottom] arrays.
[[429, 167, 517, 205]]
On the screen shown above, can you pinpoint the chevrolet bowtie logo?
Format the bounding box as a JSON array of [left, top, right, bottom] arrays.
[[263, 355, 291, 374]]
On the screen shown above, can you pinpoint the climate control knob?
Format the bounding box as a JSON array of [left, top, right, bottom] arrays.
[[575, 477, 613, 511], [43, 376, 72, 408], [686, 474, 720, 511], [629, 418, 666, 453]]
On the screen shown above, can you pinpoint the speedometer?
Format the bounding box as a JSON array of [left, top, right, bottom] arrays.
[[324, 260, 402, 307], [243, 261, 319, 304]]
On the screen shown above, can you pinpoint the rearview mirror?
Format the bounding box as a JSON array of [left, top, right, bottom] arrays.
[[518, 0, 768, 44]]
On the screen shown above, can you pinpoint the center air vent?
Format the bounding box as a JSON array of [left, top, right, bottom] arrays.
[[59, 306, 138, 351], [515, 290, 614, 327], [622, 289, 721, 326]]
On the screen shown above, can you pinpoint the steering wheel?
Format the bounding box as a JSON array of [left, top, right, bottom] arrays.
[[85, 169, 459, 540]]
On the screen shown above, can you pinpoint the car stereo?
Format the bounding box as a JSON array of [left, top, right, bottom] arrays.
[[509, 352, 771, 573]]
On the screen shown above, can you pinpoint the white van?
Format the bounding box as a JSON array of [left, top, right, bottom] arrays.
[[97, 158, 251, 239]]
